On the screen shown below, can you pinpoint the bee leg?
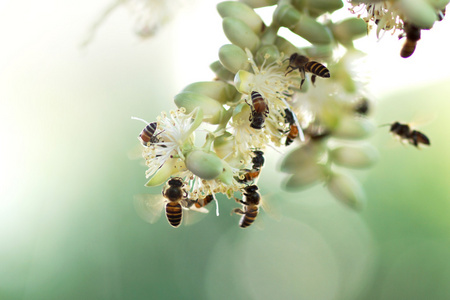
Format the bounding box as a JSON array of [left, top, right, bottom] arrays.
[[311, 75, 317, 86], [285, 66, 295, 76], [232, 208, 245, 216], [300, 78, 305, 89]]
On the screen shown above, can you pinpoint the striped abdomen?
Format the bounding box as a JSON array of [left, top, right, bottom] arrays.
[[165, 202, 183, 228], [305, 61, 330, 78], [286, 124, 299, 146], [195, 194, 214, 209], [251, 91, 268, 114], [239, 205, 259, 228], [139, 122, 158, 146]]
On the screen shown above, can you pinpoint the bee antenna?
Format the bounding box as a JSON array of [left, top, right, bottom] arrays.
[[378, 123, 392, 128], [131, 116, 149, 124]]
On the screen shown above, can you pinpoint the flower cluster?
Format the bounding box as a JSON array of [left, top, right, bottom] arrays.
[[131, 0, 447, 228], [348, 0, 447, 57]]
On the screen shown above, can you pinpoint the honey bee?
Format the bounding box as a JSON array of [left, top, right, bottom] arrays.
[[399, 23, 421, 58], [132, 117, 165, 147], [237, 151, 265, 183], [389, 122, 430, 147], [134, 177, 190, 228], [354, 98, 370, 116], [246, 91, 269, 129], [232, 185, 261, 228], [284, 109, 299, 146], [285, 53, 330, 89]]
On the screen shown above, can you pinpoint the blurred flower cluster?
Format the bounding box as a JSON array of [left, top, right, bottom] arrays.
[[129, 0, 447, 228], [349, 0, 447, 57]]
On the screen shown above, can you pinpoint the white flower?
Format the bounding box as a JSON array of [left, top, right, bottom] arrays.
[[143, 108, 199, 179], [349, 1, 403, 36]]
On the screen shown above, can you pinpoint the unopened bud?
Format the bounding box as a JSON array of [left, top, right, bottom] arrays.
[[239, 0, 278, 8], [219, 44, 249, 74], [274, 4, 302, 28], [210, 61, 235, 82], [327, 172, 366, 210], [255, 45, 281, 65], [279, 143, 326, 173], [182, 81, 240, 105], [330, 144, 379, 169], [292, 15, 333, 45], [332, 18, 368, 47], [399, 0, 437, 29], [275, 36, 300, 56], [174, 92, 225, 124], [222, 17, 261, 52], [306, 0, 343, 14], [333, 117, 375, 140], [217, 1, 265, 34], [185, 150, 224, 180], [283, 163, 325, 191], [234, 70, 255, 94]]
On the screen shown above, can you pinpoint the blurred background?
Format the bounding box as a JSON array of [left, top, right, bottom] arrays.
[[1, 0, 450, 299]]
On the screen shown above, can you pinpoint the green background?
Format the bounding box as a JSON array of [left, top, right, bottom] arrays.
[[1, 1, 450, 299]]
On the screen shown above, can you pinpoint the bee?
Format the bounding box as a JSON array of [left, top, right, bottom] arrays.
[[389, 122, 430, 147], [285, 53, 330, 89], [134, 177, 190, 228], [284, 109, 299, 146], [399, 23, 421, 58], [354, 98, 370, 116], [232, 185, 261, 228], [185, 194, 214, 210], [237, 151, 265, 183], [132, 117, 165, 147], [246, 91, 269, 130]]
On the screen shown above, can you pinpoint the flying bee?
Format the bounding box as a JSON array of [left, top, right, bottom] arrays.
[[134, 177, 192, 228], [388, 122, 430, 148], [232, 185, 261, 228], [246, 91, 269, 130], [284, 109, 299, 146], [399, 23, 421, 58], [285, 53, 330, 89]]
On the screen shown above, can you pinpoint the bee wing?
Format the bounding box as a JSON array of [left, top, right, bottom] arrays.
[[182, 207, 209, 226], [260, 193, 282, 222], [133, 194, 165, 224]]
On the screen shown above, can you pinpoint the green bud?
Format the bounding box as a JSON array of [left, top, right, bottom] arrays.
[[219, 44, 249, 74], [182, 81, 240, 105], [333, 117, 376, 140], [216, 162, 233, 185], [238, 0, 278, 8], [327, 173, 365, 210], [274, 4, 302, 28], [255, 45, 280, 65], [399, 0, 437, 29], [291, 0, 306, 11], [330, 144, 379, 169], [428, 0, 450, 10], [306, 0, 343, 14], [214, 132, 234, 158], [332, 18, 368, 47], [279, 143, 326, 173], [185, 150, 224, 180], [275, 36, 299, 57], [283, 164, 325, 191], [174, 92, 225, 124], [302, 45, 334, 59], [234, 70, 254, 94], [291, 15, 333, 45], [145, 159, 184, 187], [210, 60, 235, 82], [222, 17, 261, 52], [232, 102, 251, 124], [217, 1, 265, 34]]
